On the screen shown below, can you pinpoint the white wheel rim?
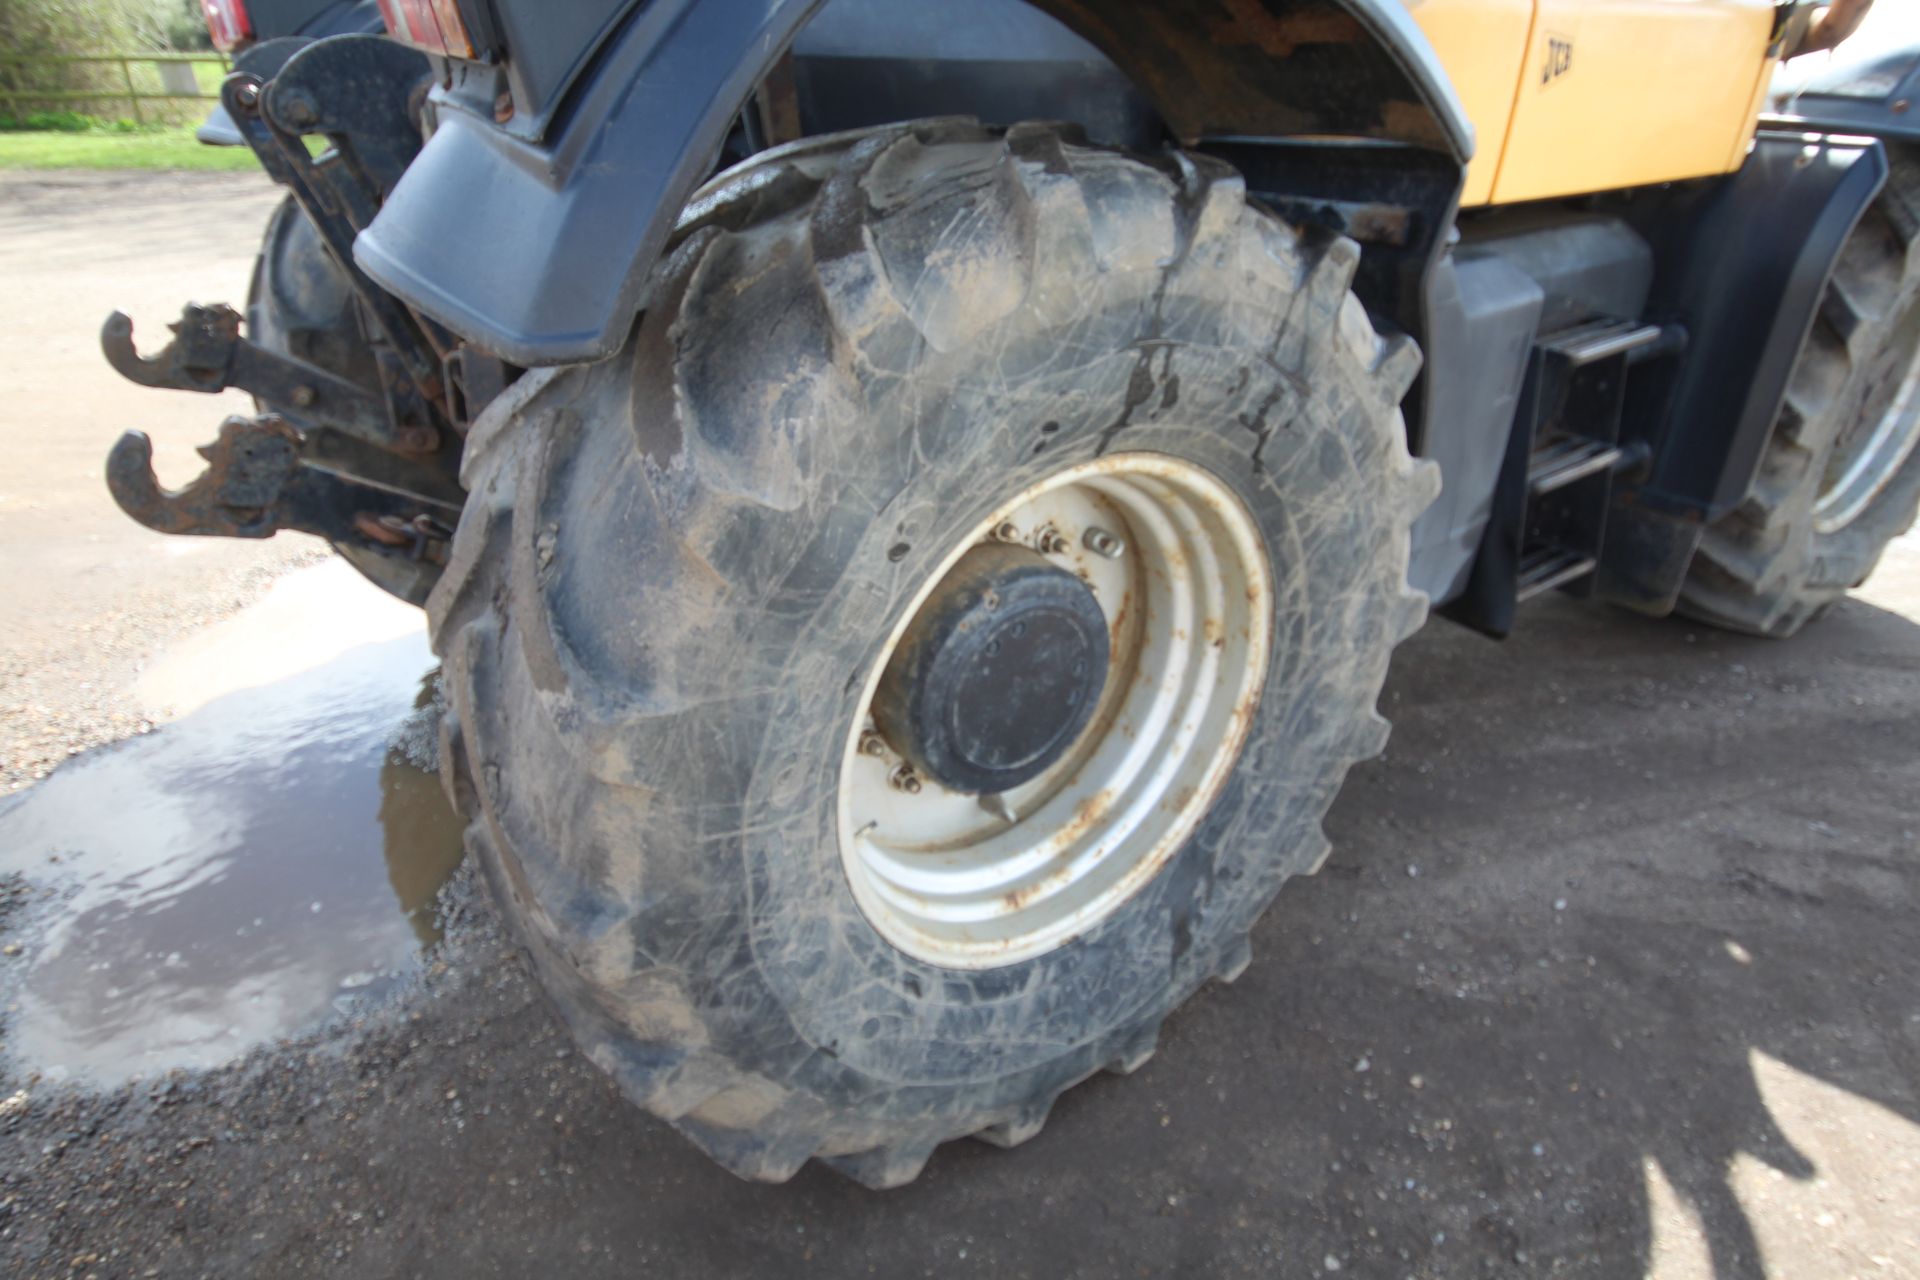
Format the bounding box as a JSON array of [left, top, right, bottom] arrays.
[[837, 453, 1273, 968], [1814, 364, 1920, 534]]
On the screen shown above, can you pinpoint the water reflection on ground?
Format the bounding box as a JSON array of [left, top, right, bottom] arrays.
[[0, 565, 466, 1086]]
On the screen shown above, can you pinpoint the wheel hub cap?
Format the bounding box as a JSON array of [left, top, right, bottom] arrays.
[[873, 543, 1109, 795]]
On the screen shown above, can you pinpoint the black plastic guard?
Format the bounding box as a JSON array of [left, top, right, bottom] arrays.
[[1596, 131, 1888, 614]]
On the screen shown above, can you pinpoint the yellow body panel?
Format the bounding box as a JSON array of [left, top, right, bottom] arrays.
[[1404, 0, 1536, 206], [1405, 0, 1779, 207]]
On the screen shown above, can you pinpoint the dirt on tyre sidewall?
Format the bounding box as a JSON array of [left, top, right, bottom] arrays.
[[1680, 147, 1920, 637], [427, 121, 1436, 1186]]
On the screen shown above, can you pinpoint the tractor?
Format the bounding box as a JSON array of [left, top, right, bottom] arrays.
[[99, 0, 1918, 1185]]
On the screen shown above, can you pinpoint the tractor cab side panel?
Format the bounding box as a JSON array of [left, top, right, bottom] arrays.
[[1483, 0, 1778, 204]]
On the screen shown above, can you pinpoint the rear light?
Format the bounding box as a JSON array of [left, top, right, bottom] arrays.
[[201, 0, 251, 53], [376, 0, 477, 58]]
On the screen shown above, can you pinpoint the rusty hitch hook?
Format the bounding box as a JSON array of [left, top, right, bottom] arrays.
[[104, 417, 302, 539], [100, 308, 234, 393]]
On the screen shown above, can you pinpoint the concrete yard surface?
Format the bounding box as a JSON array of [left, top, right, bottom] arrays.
[[0, 170, 1915, 1279]]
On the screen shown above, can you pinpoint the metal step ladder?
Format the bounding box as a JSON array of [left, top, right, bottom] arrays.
[[1445, 316, 1680, 635], [1514, 320, 1665, 600]]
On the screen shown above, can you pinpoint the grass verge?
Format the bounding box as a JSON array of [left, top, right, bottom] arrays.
[[0, 123, 256, 171]]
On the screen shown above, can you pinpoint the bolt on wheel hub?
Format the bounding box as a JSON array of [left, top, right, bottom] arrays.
[[839, 453, 1274, 968]]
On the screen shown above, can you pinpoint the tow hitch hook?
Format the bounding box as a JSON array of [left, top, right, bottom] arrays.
[[105, 415, 304, 539], [97, 303, 459, 563], [103, 414, 447, 565], [100, 304, 415, 454]]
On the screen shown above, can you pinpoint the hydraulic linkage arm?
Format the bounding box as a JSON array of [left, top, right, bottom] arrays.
[[98, 34, 502, 602]]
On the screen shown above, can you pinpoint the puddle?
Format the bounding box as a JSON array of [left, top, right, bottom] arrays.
[[0, 562, 466, 1087]]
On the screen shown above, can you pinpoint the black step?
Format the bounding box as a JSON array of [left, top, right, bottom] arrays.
[[1541, 319, 1665, 367], [1516, 547, 1597, 601], [1528, 436, 1626, 496]]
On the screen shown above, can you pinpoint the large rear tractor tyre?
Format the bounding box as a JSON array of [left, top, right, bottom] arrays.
[[1679, 149, 1920, 636], [428, 121, 1438, 1187]]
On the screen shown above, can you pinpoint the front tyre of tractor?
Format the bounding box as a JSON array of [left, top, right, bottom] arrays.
[[428, 121, 1437, 1186], [1680, 149, 1920, 636]]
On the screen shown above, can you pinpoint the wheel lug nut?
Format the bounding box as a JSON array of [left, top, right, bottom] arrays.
[[859, 731, 889, 758], [1083, 526, 1126, 559], [1035, 525, 1069, 555], [992, 520, 1021, 543], [888, 763, 922, 794]]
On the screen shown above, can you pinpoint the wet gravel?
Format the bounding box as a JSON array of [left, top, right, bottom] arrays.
[[1, 549, 328, 794], [0, 866, 546, 1279]]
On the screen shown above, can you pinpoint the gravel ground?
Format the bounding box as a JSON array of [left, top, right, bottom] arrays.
[[0, 169, 321, 792], [0, 171, 1915, 1280]]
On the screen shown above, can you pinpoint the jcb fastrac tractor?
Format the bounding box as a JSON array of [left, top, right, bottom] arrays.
[[103, 0, 1918, 1184]]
